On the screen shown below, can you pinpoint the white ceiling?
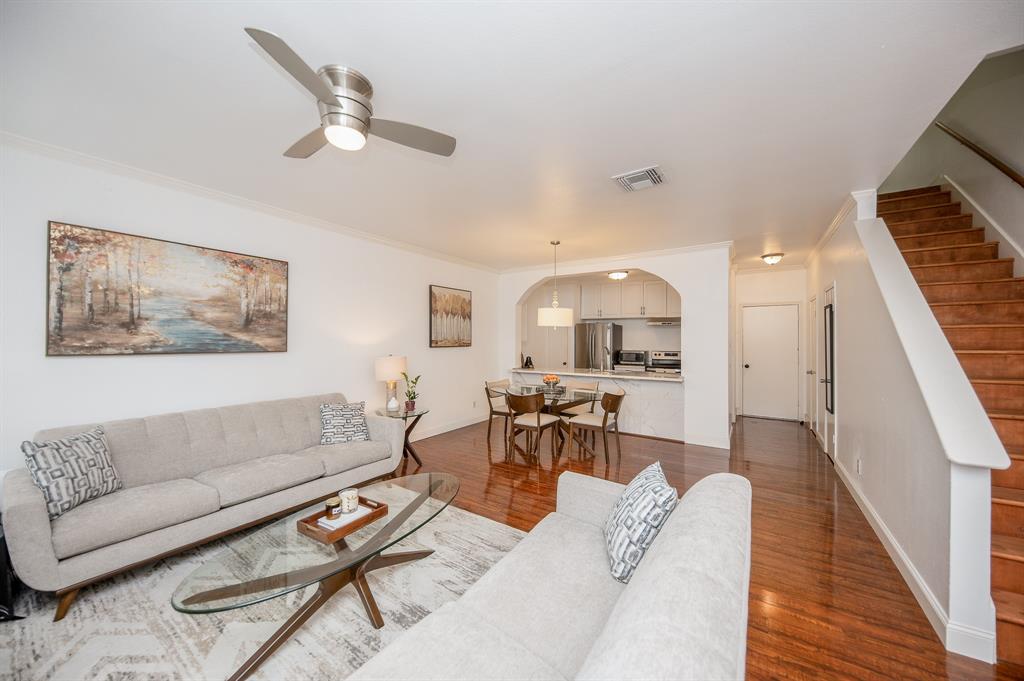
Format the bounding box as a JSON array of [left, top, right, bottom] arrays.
[[2, 2, 1021, 270]]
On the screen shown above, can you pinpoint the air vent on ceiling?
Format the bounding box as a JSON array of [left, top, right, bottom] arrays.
[[612, 165, 664, 192]]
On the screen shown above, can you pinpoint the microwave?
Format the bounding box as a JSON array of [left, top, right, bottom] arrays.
[[617, 350, 646, 366]]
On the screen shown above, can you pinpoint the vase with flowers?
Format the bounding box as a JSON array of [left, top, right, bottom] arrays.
[[402, 372, 421, 412]]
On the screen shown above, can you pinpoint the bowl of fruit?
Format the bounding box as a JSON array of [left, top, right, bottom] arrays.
[[542, 374, 560, 387]]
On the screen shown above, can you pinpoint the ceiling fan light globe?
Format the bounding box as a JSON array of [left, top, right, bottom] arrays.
[[325, 124, 367, 151]]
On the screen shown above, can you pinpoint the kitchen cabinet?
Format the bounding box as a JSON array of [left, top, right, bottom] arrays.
[[621, 281, 644, 317], [580, 283, 601, 318], [600, 283, 622, 318], [642, 281, 667, 316], [667, 285, 681, 317]]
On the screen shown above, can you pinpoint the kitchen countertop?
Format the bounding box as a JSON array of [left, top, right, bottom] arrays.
[[510, 367, 683, 383]]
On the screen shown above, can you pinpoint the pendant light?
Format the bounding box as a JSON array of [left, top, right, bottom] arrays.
[[537, 240, 574, 328]]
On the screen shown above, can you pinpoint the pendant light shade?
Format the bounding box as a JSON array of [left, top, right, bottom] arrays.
[[538, 240, 574, 328]]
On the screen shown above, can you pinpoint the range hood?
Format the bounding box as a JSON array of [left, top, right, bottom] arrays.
[[647, 319, 680, 326]]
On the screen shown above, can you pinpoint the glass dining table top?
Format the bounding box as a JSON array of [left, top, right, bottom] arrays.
[[500, 384, 604, 405], [171, 472, 459, 613]]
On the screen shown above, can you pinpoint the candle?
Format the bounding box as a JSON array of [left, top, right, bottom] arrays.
[[325, 496, 342, 519], [340, 488, 359, 514]]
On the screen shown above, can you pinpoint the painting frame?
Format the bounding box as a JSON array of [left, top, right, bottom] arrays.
[[429, 284, 472, 348], [45, 220, 289, 357]]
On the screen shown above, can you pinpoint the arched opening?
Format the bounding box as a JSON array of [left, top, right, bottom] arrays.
[[514, 269, 681, 373]]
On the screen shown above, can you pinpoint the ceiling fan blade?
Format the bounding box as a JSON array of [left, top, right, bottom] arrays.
[[369, 119, 456, 157], [244, 27, 339, 105], [284, 127, 328, 158]]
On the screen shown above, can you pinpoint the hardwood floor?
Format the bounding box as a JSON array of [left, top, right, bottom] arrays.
[[399, 415, 1024, 680]]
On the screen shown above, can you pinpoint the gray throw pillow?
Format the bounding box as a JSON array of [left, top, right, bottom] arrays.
[[21, 426, 123, 519], [320, 402, 370, 444], [604, 461, 678, 583]]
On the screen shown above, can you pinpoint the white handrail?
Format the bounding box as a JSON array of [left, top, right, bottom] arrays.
[[855, 217, 1009, 470]]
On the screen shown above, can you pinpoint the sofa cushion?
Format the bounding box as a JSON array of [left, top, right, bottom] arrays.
[[22, 426, 122, 519], [456, 512, 624, 679], [51, 478, 220, 559], [349, 602, 566, 681], [195, 453, 324, 507], [604, 461, 677, 583], [577, 473, 752, 681], [320, 402, 370, 444], [297, 441, 391, 476]]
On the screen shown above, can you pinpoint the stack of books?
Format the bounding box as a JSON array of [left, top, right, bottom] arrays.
[[317, 504, 373, 531]]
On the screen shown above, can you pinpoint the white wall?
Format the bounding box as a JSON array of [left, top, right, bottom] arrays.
[[499, 244, 732, 450], [806, 202, 954, 654], [734, 268, 808, 420], [881, 49, 1024, 257], [0, 141, 501, 478]]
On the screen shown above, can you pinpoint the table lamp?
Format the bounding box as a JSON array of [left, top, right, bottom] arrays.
[[375, 355, 407, 412]]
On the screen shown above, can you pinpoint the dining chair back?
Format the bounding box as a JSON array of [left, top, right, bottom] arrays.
[[484, 379, 512, 444], [505, 391, 560, 461]]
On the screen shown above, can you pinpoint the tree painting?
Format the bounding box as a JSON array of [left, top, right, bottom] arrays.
[[46, 222, 288, 355], [429, 285, 471, 348]]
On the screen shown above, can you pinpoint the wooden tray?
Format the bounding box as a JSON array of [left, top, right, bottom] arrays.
[[296, 496, 388, 545]]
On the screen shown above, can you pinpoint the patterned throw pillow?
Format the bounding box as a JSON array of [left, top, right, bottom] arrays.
[[604, 461, 678, 583], [320, 402, 370, 444], [21, 427, 123, 519]]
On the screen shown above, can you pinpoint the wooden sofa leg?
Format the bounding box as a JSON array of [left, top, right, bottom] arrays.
[[54, 588, 80, 621]]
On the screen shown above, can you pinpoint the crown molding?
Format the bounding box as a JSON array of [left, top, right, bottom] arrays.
[[806, 194, 857, 262], [499, 240, 735, 275], [1, 131, 499, 273]]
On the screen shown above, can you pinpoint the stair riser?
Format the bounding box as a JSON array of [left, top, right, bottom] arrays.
[[932, 302, 1024, 325], [958, 354, 1024, 379], [924, 280, 1024, 303], [903, 244, 998, 267], [993, 418, 1024, 447], [895, 230, 985, 250], [997, 619, 1024, 666], [993, 555, 1024, 592], [974, 384, 1024, 413], [883, 204, 961, 223], [878, 191, 951, 213], [993, 458, 1024, 488], [913, 261, 1014, 284], [887, 214, 974, 237], [947, 328, 1024, 350], [993, 502, 1024, 538], [878, 185, 942, 201]]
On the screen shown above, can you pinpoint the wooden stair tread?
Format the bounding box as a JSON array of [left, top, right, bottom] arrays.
[[892, 227, 983, 241], [972, 378, 1024, 385], [996, 589, 1024, 625], [993, 487, 1024, 507], [909, 258, 1013, 270], [900, 241, 998, 254], [923, 278, 1024, 287], [989, 410, 1024, 420], [878, 185, 942, 201], [956, 349, 1024, 354], [942, 323, 1024, 328], [931, 299, 1024, 307], [880, 202, 960, 219], [993, 534, 1024, 562]]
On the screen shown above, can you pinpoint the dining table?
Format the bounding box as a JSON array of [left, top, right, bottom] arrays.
[[498, 384, 606, 457]]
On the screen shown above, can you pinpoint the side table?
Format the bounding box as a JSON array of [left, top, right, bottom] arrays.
[[376, 408, 430, 466], [0, 518, 22, 621]]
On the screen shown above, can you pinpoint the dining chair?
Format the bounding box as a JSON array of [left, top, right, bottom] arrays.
[[484, 379, 511, 443], [566, 391, 625, 464], [506, 392, 561, 461], [557, 381, 599, 417]]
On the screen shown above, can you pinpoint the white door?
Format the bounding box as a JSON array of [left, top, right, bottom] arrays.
[[808, 296, 818, 436], [600, 283, 622, 317], [581, 283, 601, 319], [621, 282, 644, 317], [741, 304, 799, 420], [642, 280, 667, 316]]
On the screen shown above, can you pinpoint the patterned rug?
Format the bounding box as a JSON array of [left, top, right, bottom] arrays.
[[0, 503, 524, 680]]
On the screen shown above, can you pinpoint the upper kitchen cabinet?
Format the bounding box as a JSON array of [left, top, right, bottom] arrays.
[[642, 281, 667, 317], [621, 281, 644, 317], [600, 283, 622, 318], [580, 282, 601, 318], [667, 285, 681, 316], [580, 277, 680, 319]]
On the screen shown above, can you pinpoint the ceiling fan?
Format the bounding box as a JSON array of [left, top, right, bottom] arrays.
[[244, 27, 456, 158]]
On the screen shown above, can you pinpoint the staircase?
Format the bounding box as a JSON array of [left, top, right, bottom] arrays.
[[878, 185, 1024, 664]]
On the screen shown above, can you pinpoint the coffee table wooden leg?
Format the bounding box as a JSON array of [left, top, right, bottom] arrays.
[[353, 573, 385, 629], [227, 569, 351, 681]]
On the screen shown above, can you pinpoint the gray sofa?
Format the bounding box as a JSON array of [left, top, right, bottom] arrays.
[[351, 470, 752, 681], [2, 392, 404, 619]]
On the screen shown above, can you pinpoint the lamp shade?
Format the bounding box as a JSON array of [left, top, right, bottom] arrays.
[[537, 306, 574, 328], [374, 355, 407, 381]]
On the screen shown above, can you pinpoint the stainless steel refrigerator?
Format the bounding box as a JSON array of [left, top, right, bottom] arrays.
[[574, 322, 622, 371]]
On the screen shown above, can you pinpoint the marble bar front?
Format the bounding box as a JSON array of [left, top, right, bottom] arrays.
[[509, 368, 684, 442]]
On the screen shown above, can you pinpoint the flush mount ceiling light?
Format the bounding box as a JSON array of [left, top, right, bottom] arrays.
[[538, 240, 574, 328], [761, 253, 784, 266], [607, 271, 629, 280]]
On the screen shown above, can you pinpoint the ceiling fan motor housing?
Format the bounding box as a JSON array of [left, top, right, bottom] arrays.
[[316, 65, 373, 136]]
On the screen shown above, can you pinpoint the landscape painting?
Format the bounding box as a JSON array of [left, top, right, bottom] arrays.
[[429, 285, 471, 348], [46, 222, 288, 356]]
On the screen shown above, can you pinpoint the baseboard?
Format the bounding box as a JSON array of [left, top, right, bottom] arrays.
[[833, 461, 951, 645]]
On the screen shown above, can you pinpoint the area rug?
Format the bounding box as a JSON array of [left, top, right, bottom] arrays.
[[0, 503, 525, 680]]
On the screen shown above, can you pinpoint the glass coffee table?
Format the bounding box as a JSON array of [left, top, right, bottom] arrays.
[[172, 472, 459, 681]]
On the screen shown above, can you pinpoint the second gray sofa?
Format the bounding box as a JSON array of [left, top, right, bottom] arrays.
[[2, 392, 404, 620]]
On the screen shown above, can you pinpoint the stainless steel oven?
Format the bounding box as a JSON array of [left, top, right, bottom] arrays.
[[646, 350, 681, 374]]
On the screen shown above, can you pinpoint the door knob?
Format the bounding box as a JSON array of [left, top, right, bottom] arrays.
[[744, 364, 750, 368], [820, 378, 827, 383]]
